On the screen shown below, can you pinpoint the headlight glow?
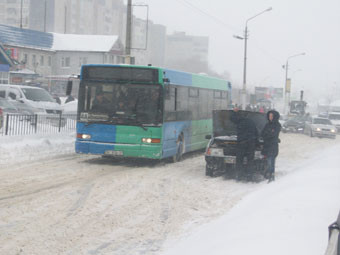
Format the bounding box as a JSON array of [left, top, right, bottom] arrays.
[[142, 138, 161, 143], [77, 133, 91, 139], [331, 129, 336, 133], [316, 128, 321, 132]]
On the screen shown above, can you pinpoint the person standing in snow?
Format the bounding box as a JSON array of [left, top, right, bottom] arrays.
[[261, 110, 281, 182], [230, 108, 259, 181]]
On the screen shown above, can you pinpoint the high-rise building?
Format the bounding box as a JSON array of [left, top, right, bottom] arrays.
[[28, 0, 126, 38], [0, 0, 30, 28], [165, 32, 209, 73]]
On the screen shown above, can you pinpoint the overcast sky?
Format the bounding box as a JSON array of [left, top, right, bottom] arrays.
[[133, 0, 340, 102]]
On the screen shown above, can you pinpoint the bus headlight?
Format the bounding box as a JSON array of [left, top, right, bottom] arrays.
[[331, 129, 336, 133], [77, 133, 91, 139], [142, 138, 161, 144]]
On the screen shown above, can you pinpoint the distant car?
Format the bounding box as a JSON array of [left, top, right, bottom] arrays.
[[282, 115, 307, 133], [328, 112, 340, 133], [304, 116, 337, 139]]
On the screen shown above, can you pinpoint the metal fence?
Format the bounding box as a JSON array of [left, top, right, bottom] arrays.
[[0, 113, 77, 136]]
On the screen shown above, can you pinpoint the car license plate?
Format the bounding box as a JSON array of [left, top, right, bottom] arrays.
[[104, 150, 123, 156], [224, 156, 236, 164]]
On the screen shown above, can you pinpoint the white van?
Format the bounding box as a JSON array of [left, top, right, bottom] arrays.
[[0, 84, 62, 114]]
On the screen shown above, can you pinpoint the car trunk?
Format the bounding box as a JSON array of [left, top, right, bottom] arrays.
[[212, 110, 267, 138]]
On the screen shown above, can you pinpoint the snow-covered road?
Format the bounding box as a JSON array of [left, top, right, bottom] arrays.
[[0, 133, 338, 254]]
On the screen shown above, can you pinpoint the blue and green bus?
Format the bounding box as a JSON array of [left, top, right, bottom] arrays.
[[74, 64, 231, 161]]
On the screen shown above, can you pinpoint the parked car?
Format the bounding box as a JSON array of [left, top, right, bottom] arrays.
[[304, 116, 337, 139], [324, 210, 339, 255], [0, 84, 66, 127], [7, 99, 39, 115], [0, 84, 62, 114], [205, 110, 267, 180], [282, 115, 307, 133], [0, 98, 19, 129], [0, 98, 19, 114]]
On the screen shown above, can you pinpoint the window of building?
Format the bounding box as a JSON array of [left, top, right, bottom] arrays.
[[40, 55, 44, 66], [0, 72, 9, 84], [48, 56, 52, 67], [32, 54, 36, 65], [23, 54, 28, 64], [61, 57, 70, 68]]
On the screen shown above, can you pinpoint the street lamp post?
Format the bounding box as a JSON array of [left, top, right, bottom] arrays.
[[234, 7, 272, 109], [283, 53, 305, 114]]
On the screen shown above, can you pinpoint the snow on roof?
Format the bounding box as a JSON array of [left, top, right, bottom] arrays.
[[52, 33, 119, 52]]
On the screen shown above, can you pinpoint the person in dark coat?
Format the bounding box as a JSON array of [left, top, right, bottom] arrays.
[[261, 110, 281, 182], [230, 109, 259, 181]]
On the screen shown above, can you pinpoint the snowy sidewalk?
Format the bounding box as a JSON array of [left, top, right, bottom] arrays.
[[163, 142, 340, 255], [0, 133, 76, 166]]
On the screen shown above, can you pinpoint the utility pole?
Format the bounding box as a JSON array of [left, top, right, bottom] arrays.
[[20, 0, 23, 29], [64, 5, 67, 34], [44, 0, 47, 32], [242, 25, 248, 102], [125, 0, 132, 64]]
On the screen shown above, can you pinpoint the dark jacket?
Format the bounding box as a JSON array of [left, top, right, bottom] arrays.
[[261, 110, 281, 157], [230, 112, 258, 143]]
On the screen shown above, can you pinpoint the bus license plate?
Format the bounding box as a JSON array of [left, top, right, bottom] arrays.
[[105, 150, 123, 156]]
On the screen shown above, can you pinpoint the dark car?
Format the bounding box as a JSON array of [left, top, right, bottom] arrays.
[[205, 110, 267, 180], [282, 115, 307, 133]]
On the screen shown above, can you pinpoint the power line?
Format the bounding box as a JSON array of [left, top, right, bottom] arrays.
[[176, 0, 240, 34]]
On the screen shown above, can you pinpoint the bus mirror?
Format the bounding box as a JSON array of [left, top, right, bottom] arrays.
[[205, 135, 212, 140], [66, 80, 73, 96]]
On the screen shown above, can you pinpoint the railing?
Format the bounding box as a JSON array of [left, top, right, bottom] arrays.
[[0, 113, 77, 136]]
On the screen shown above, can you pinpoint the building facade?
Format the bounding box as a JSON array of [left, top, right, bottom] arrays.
[[165, 32, 209, 73], [0, 25, 124, 85]]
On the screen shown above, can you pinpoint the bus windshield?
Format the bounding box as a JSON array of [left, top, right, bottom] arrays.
[[79, 82, 162, 126]]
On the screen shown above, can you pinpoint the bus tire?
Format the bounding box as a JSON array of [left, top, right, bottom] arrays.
[[172, 136, 184, 163]]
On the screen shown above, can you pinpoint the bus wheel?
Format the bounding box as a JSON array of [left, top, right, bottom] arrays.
[[172, 136, 184, 163]]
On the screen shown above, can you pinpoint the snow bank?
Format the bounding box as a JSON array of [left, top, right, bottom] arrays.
[[0, 133, 76, 166], [163, 142, 340, 255]]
